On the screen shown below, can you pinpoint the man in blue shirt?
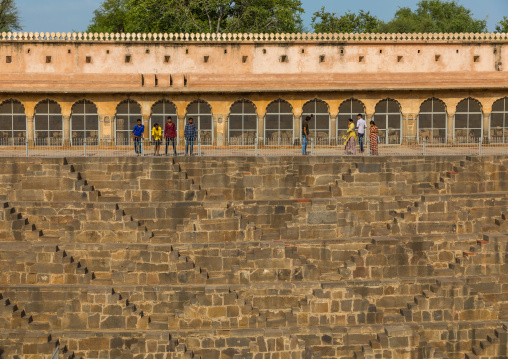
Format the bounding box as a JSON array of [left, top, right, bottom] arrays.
[[184, 118, 197, 156], [132, 119, 144, 155]]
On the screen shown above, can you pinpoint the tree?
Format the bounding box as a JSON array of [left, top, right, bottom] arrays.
[[380, 0, 487, 33], [87, 0, 129, 33], [0, 0, 21, 32], [495, 16, 508, 33], [311, 7, 381, 33], [87, 0, 305, 34]]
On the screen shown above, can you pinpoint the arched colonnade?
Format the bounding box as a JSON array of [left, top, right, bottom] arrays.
[[0, 96, 506, 144]]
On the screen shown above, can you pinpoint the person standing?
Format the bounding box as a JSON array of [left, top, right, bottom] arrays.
[[152, 123, 162, 156], [343, 118, 357, 155], [165, 116, 177, 156], [184, 118, 197, 156], [356, 114, 367, 154], [369, 121, 379, 155], [132, 119, 144, 156], [302, 115, 312, 155]]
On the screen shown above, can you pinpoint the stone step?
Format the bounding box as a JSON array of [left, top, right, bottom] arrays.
[[471, 346, 483, 356]]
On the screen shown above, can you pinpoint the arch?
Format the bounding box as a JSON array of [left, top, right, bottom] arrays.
[[71, 99, 99, 145], [34, 99, 63, 144], [115, 99, 142, 141], [185, 100, 213, 142], [264, 99, 293, 144], [301, 99, 330, 142], [229, 99, 257, 144], [490, 97, 508, 142], [337, 99, 366, 140], [151, 100, 178, 140], [373, 99, 402, 144], [418, 98, 447, 141], [0, 99, 26, 145], [454, 97, 482, 141]]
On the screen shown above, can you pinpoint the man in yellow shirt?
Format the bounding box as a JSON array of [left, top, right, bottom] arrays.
[[152, 123, 162, 156]]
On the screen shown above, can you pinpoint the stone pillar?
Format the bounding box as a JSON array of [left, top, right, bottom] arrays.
[[99, 114, 114, 139], [295, 115, 301, 139], [294, 109, 302, 140], [483, 112, 491, 139], [177, 107, 187, 140], [257, 114, 265, 141], [365, 113, 374, 124], [447, 114, 455, 143], [142, 114, 150, 139], [330, 112, 338, 142], [63, 115, 71, 144], [214, 114, 224, 144], [26, 115, 34, 141], [402, 113, 417, 140]]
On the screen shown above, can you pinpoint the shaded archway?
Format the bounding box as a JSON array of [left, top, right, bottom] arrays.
[[229, 99, 257, 144], [455, 98, 482, 141], [0, 99, 26, 144], [71, 100, 99, 145], [490, 97, 508, 142], [373, 99, 402, 144], [338, 99, 366, 140], [34, 99, 63, 144], [265, 99, 293, 144], [151, 100, 178, 140], [418, 98, 447, 141], [185, 100, 213, 142], [115, 99, 142, 141], [301, 99, 330, 142]]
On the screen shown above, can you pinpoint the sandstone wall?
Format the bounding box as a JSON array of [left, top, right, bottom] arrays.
[[0, 156, 507, 358]]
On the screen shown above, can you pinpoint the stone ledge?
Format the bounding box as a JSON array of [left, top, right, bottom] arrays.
[[2, 274, 508, 291], [1, 32, 507, 43]]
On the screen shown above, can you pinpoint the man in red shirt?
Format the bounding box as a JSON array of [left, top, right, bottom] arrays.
[[165, 116, 177, 156]]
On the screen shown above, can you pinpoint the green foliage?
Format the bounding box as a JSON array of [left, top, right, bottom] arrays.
[[495, 16, 508, 33], [87, 0, 304, 34], [311, 7, 381, 33], [0, 0, 21, 32], [87, 0, 129, 33], [379, 0, 487, 33]]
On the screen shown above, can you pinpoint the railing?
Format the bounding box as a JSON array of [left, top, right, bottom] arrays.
[[0, 32, 507, 43], [0, 137, 507, 157]]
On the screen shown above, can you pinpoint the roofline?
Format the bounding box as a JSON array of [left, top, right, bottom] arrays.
[[1, 32, 508, 44], [0, 85, 507, 95]]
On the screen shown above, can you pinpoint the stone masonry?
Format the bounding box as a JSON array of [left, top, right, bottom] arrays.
[[0, 155, 507, 358]]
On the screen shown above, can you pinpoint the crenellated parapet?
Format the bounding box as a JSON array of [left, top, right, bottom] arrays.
[[0, 31, 508, 42]]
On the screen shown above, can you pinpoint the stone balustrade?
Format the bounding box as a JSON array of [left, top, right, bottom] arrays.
[[0, 31, 507, 42]]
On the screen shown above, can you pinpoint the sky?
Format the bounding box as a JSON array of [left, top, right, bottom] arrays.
[[17, 0, 506, 33]]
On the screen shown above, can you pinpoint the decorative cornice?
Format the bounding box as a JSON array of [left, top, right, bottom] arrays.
[[0, 32, 507, 43]]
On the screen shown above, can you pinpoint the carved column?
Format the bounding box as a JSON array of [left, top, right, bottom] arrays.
[[294, 109, 302, 140], [63, 115, 71, 144], [447, 114, 455, 143], [177, 106, 187, 140], [257, 114, 265, 141], [99, 114, 114, 140], [483, 111, 491, 139], [402, 113, 417, 139], [142, 114, 150, 139], [26, 115, 34, 141], [214, 114, 224, 144], [330, 112, 338, 142]]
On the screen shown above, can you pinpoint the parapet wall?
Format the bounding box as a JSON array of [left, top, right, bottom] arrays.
[[0, 32, 506, 94]]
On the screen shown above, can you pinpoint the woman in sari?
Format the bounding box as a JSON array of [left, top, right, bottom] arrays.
[[369, 121, 379, 155], [343, 118, 357, 155]]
